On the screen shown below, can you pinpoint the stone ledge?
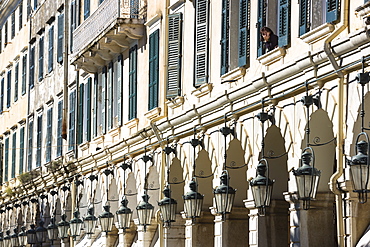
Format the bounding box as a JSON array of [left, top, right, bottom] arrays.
[[144, 107, 161, 121], [221, 67, 246, 82], [300, 23, 335, 44], [257, 47, 286, 66], [191, 83, 213, 98], [166, 96, 184, 109]]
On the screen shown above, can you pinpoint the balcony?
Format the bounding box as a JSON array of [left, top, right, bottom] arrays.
[[72, 0, 146, 72]]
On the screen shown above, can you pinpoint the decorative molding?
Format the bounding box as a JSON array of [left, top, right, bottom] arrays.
[[166, 96, 184, 109], [168, 0, 185, 11], [257, 47, 286, 66], [145, 13, 162, 27], [355, 1, 370, 18], [124, 118, 139, 133], [144, 107, 161, 121], [191, 83, 213, 98], [221, 67, 246, 82], [300, 23, 335, 44]]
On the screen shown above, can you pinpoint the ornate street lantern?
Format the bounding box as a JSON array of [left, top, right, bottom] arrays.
[[10, 228, 19, 247], [98, 205, 115, 233], [18, 227, 27, 247], [183, 180, 204, 219], [69, 211, 83, 239], [35, 221, 48, 244], [57, 214, 70, 239], [116, 196, 133, 229], [47, 217, 58, 241], [84, 207, 98, 234], [214, 171, 236, 215], [26, 224, 37, 244], [158, 187, 177, 224], [293, 148, 321, 210], [3, 230, 10, 247], [136, 192, 154, 230]]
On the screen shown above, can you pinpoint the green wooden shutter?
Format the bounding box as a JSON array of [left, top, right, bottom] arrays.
[[107, 62, 113, 130], [0, 78, 4, 113], [46, 108, 52, 162], [149, 29, 159, 110], [11, 12, 15, 39], [116, 56, 122, 125], [27, 121, 33, 171], [167, 13, 182, 98], [129, 45, 137, 120], [326, 0, 339, 23], [257, 0, 266, 57], [195, 0, 209, 85], [19, 2, 23, 30], [4, 138, 8, 182], [238, 0, 249, 67], [93, 74, 98, 137], [22, 54, 27, 95], [221, 0, 229, 74], [278, 0, 290, 47], [86, 78, 91, 141], [84, 0, 90, 20], [38, 36, 44, 81], [14, 62, 19, 102], [57, 100, 63, 156], [48, 26, 54, 73], [11, 133, 16, 178], [101, 67, 106, 133], [78, 83, 84, 145], [299, 0, 309, 36], [69, 90, 76, 150], [57, 13, 64, 63], [36, 115, 42, 167], [29, 46, 35, 88], [19, 127, 24, 174], [6, 70, 11, 108]]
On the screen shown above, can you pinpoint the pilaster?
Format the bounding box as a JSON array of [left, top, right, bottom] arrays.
[[134, 219, 158, 247], [163, 214, 185, 247], [182, 211, 214, 247]]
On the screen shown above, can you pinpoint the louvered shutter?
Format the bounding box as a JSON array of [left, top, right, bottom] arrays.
[[93, 74, 98, 137], [4, 138, 8, 182], [68, 90, 76, 150], [48, 26, 54, 73], [19, 127, 24, 173], [238, 0, 249, 67], [6, 70, 11, 108], [84, 0, 90, 20], [15, 63, 19, 102], [39, 36, 44, 81], [0, 78, 4, 113], [22, 54, 27, 95], [167, 13, 182, 98], [326, 0, 339, 23], [195, 0, 209, 85], [220, 0, 229, 74], [57, 13, 64, 63], [30, 46, 35, 88], [70, 0, 76, 52], [27, 121, 33, 171], [86, 78, 91, 141], [257, 0, 266, 57], [36, 115, 42, 167], [77, 83, 84, 145], [299, 0, 309, 36], [107, 62, 113, 130], [101, 67, 106, 134], [46, 108, 52, 162], [19, 3, 23, 30], [11, 133, 16, 178], [149, 29, 159, 110], [116, 56, 122, 125], [129, 46, 137, 120], [278, 0, 290, 47], [57, 100, 63, 156]]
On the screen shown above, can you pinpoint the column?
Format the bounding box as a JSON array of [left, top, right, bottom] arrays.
[[134, 219, 157, 247], [163, 214, 185, 247], [182, 211, 214, 247], [118, 227, 137, 247]]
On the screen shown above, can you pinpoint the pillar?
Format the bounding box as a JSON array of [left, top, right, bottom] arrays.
[[134, 219, 157, 247], [182, 211, 214, 247], [163, 214, 185, 247]]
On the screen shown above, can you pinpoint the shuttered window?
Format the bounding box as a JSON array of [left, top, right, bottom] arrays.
[[11, 133, 16, 178], [4, 21, 8, 48], [238, 0, 249, 67], [221, 0, 229, 74], [15, 63, 19, 102], [19, 127, 24, 174], [22, 54, 27, 95], [84, 0, 90, 20], [93, 74, 98, 137], [27, 121, 33, 171], [77, 83, 84, 145], [57, 13, 64, 63], [195, 0, 209, 85], [39, 36, 44, 81], [6, 70, 11, 108], [114, 56, 122, 126], [326, 0, 339, 23], [36, 114, 42, 167], [46, 107, 53, 163], [57, 100, 63, 156], [107, 62, 113, 130], [149, 29, 159, 110], [129, 46, 137, 120], [29, 46, 35, 88], [278, 0, 290, 47], [19, 3, 23, 30], [48, 26, 54, 73], [257, 0, 266, 57], [11, 11, 15, 39], [167, 13, 182, 98], [4, 138, 9, 182], [299, 0, 309, 36], [0, 78, 4, 113], [71, 0, 76, 52], [69, 90, 76, 150], [85, 78, 92, 141], [101, 67, 107, 133]]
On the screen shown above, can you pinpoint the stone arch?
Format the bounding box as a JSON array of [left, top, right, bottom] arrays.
[[147, 165, 160, 214], [107, 177, 119, 213], [194, 149, 213, 208], [79, 185, 89, 217], [126, 171, 138, 209], [169, 156, 184, 212]]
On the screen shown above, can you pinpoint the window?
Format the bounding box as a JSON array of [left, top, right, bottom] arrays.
[[4, 137, 9, 182], [0, 78, 4, 113], [238, 0, 250, 67], [11, 11, 15, 39], [19, 127, 24, 174], [107, 62, 113, 130], [71, 0, 77, 52], [27, 0, 31, 20], [84, 0, 90, 20], [101, 67, 106, 133], [85, 78, 92, 142], [33, 0, 38, 10], [93, 74, 99, 137], [129, 45, 137, 120], [48, 25, 54, 73], [69, 90, 76, 150], [27, 121, 33, 171], [114, 56, 122, 126], [29, 46, 35, 88], [36, 114, 42, 167], [46, 108, 53, 162], [57, 100, 63, 156], [77, 83, 84, 145], [11, 132, 16, 178], [195, 0, 209, 85], [39, 36, 44, 81], [166, 13, 182, 99], [57, 13, 64, 63], [4, 21, 8, 48], [22, 54, 27, 95], [19, 2, 23, 30], [299, 0, 339, 36], [14, 62, 19, 102], [149, 29, 159, 110], [6, 69, 11, 108]]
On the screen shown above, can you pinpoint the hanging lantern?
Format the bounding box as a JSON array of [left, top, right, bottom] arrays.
[[3, 231, 10, 247], [35, 221, 47, 244], [213, 171, 236, 215], [10, 228, 19, 247], [350, 139, 370, 203], [47, 217, 58, 241], [250, 159, 274, 216], [69, 211, 83, 238], [293, 148, 321, 210], [0, 232, 3, 247], [158, 187, 177, 225], [183, 180, 204, 219], [136, 192, 154, 229], [98, 205, 115, 233], [57, 214, 70, 239], [84, 207, 98, 234], [18, 227, 27, 247], [116, 196, 133, 229], [26, 224, 37, 244]]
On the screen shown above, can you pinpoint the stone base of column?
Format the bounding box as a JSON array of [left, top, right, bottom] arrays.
[[163, 214, 185, 247], [183, 211, 214, 247]]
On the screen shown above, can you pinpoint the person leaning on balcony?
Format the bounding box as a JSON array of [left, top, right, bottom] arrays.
[[260, 26, 278, 54]]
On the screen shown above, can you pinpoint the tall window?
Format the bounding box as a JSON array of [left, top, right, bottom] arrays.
[[4, 21, 8, 48], [19, 2, 23, 30], [11, 11, 15, 39], [84, 0, 90, 20], [0, 78, 4, 113], [107, 62, 113, 130], [36, 114, 42, 167], [84, 78, 92, 142], [22, 54, 27, 95], [77, 83, 84, 145], [69, 90, 76, 150], [57, 100, 63, 156], [6, 69, 11, 108], [4, 137, 9, 182], [27, 121, 33, 171], [46, 107, 53, 162], [113, 56, 122, 126], [149, 30, 159, 110], [195, 0, 209, 85], [38, 36, 44, 81], [93, 75, 98, 137], [238, 0, 250, 67], [19, 127, 24, 174], [29, 46, 35, 88], [11, 132, 16, 178], [57, 13, 64, 63], [101, 67, 106, 133], [129, 46, 137, 120], [166, 14, 182, 98], [48, 25, 54, 73], [14, 62, 19, 102]]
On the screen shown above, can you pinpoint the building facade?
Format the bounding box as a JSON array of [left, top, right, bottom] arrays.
[[0, 0, 370, 246]]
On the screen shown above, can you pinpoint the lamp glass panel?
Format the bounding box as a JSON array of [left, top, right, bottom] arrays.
[[84, 219, 97, 234], [27, 233, 36, 244], [70, 222, 83, 237], [137, 208, 154, 226], [19, 234, 27, 246], [251, 184, 272, 208], [295, 174, 320, 199], [350, 164, 370, 191], [215, 192, 235, 213], [98, 217, 114, 232], [117, 212, 132, 229], [57, 225, 69, 239], [184, 198, 203, 218], [10, 237, 19, 247], [159, 203, 177, 222]]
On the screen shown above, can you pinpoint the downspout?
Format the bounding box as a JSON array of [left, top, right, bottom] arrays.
[[325, 0, 349, 246], [62, 0, 70, 142]]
